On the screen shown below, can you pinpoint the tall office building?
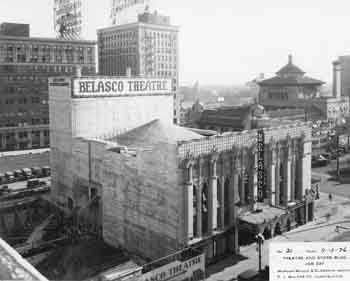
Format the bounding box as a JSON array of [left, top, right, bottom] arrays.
[[98, 10, 180, 124], [0, 23, 96, 151], [333, 56, 350, 97]]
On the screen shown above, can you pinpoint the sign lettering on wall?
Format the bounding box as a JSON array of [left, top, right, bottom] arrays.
[[140, 254, 205, 281], [100, 254, 205, 281], [72, 78, 173, 98]]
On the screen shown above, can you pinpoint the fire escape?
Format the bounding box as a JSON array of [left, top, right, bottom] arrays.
[[144, 32, 155, 77]]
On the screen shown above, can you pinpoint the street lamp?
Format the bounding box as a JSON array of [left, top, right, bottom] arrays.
[[256, 233, 265, 272]]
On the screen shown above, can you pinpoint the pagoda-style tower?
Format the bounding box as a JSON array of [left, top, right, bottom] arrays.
[[258, 55, 324, 110]]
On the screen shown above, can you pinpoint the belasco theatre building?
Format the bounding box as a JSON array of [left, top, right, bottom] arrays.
[[49, 72, 315, 268]]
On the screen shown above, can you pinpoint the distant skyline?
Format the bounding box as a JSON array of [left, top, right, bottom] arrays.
[[1, 0, 350, 85]]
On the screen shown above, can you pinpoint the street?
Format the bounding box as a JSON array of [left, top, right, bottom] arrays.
[[206, 159, 350, 281]]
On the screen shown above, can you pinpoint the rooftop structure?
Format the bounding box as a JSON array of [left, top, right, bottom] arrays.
[[0, 22, 30, 37], [258, 55, 325, 111]]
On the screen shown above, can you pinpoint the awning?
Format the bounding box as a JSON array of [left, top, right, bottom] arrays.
[[239, 204, 286, 226]]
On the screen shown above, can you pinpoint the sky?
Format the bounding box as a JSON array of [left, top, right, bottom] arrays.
[[1, 0, 350, 86]]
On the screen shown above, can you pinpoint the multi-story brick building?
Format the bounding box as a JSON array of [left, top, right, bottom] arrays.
[[0, 23, 96, 151], [97, 10, 180, 124], [49, 75, 314, 264]]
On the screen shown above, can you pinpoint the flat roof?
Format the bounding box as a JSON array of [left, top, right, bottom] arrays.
[[98, 22, 179, 34], [0, 35, 96, 45], [239, 204, 286, 225]]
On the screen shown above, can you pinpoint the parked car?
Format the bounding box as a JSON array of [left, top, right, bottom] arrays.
[[5, 171, 15, 183], [31, 167, 43, 178], [0, 185, 9, 196], [42, 166, 51, 177], [312, 155, 330, 167], [0, 173, 6, 185], [14, 169, 25, 181], [27, 178, 46, 189], [22, 168, 34, 179]]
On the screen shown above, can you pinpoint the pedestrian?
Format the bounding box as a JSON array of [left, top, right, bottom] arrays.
[[329, 193, 333, 201]]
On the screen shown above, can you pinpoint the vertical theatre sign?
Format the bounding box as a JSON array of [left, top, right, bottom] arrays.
[[54, 0, 82, 40], [257, 129, 266, 202]]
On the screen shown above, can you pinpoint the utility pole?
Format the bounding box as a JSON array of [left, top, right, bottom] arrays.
[[336, 134, 340, 179]]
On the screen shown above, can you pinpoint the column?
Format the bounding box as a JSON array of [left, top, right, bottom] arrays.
[[290, 155, 296, 201], [270, 150, 276, 205], [208, 158, 218, 233], [275, 160, 280, 206], [295, 155, 303, 201], [185, 164, 194, 240], [301, 140, 312, 198], [219, 175, 225, 229], [285, 149, 292, 206], [196, 158, 203, 238], [229, 172, 239, 223], [196, 184, 202, 238]]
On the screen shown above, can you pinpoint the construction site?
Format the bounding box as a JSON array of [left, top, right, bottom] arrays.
[[0, 149, 137, 281]]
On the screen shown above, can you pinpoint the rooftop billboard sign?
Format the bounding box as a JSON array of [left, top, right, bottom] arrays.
[[54, 0, 82, 40], [72, 78, 173, 98], [110, 0, 151, 25]]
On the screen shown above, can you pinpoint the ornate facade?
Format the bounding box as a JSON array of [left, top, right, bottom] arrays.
[[180, 123, 313, 261]]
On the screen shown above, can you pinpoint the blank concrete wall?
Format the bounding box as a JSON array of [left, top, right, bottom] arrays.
[[102, 143, 182, 260]]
